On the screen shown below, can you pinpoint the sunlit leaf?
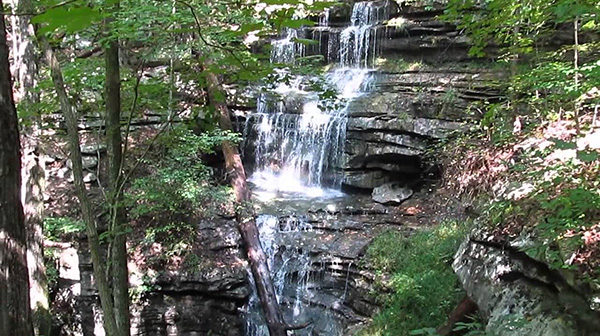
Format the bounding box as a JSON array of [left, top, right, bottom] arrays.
[[33, 6, 102, 34], [281, 18, 315, 29], [577, 150, 599, 162]]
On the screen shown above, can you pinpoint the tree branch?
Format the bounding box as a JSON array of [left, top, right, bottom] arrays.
[[174, 0, 248, 70]]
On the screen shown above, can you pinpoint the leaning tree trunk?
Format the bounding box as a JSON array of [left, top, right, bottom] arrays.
[[105, 7, 130, 334], [0, 4, 33, 336], [9, 0, 51, 334], [40, 37, 119, 336], [204, 69, 287, 336]]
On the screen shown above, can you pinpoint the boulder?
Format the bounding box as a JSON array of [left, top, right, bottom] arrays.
[[83, 172, 97, 183], [67, 156, 98, 170], [372, 183, 413, 204], [80, 143, 106, 155], [453, 232, 600, 336]]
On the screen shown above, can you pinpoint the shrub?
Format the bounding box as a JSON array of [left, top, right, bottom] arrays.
[[361, 221, 469, 336]]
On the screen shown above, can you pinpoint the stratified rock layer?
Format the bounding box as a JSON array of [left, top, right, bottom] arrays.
[[454, 231, 600, 336]]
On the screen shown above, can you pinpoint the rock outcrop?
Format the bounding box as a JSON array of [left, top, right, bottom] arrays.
[[251, 195, 427, 334], [453, 231, 600, 336], [135, 270, 249, 336], [335, 3, 501, 190], [66, 217, 250, 336]]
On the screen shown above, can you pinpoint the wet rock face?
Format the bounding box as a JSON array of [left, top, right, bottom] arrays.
[[239, 2, 502, 192], [335, 11, 501, 190], [248, 196, 424, 335], [453, 231, 600, 336], [340, 70, 484, 190], [139, 294, 245, 336], [136, 270, 249, 336]]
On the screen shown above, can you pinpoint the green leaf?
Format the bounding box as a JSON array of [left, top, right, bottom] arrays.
[[262, 0, 300, 4], [292, 37, 319, 45], [550, 138, 577, 149], [239, 22, 265, 34], [581, 19, 597, 30], [33, 6, 102, 34], [577, 150, 599, 162], [281, 18, 315, 29], [410, 328, 438, 335]]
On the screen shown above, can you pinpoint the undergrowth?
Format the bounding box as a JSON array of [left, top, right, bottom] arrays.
[[126, 125, 236, 271], [439, 110, 600, 286], [359, 220, 470, 336]]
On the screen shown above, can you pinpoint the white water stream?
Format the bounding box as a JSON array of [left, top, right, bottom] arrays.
[[244, 1, 390, 334]]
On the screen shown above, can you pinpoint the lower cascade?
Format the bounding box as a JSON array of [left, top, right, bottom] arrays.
[[245, 215, 346, 336]]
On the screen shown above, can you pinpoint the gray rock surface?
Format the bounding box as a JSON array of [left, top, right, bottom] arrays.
[[254, 196, 414, 334], [80, 143, 106, 155], [372, 183, 413, 204], [453, 231, 600, 336], [340, 68, 495, 190], [70, 216, 250, 336]]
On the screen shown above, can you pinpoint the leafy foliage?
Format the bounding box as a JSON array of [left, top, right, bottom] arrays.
[[531, 187, 600, 269], [472, 128, 600, 283], [126, 126, 236, 219], [360, 221, 469, 336], [445, 0, 600, 140], [43, 217, 85, 241]]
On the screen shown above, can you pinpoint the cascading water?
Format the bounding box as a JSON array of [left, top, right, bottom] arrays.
[[271, 29, 305, 64], [339, 1, 389, 67], [244, 1, 391, 335], [243, 1, 390, 199], [244, 68, 372, 199], [245, 214, 347, 336], [245, 215, 315, 336]]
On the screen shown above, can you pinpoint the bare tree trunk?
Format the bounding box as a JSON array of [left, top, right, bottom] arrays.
[[573, 16, 580, 134], [9, 0, 51, 334], [0, 4, 33, 336], [9, 0, 36, 102], [20, 139, 49, 336], [204, 69, 287, 336], [40, 37, 119, 336], [105, 8, 130, 334], [510, 22, 520, 128]]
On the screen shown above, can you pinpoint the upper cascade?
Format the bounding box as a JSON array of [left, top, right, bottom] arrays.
[[242, 1, 390, 199], [271, 28, 305, 64], [340, 0, 391, 67]]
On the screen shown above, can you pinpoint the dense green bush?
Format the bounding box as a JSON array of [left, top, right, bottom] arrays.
[[126, 126, 237, 219], [43, 216, 85, 241], [125, 126, 238, 269], [361, 221, 469, 336]]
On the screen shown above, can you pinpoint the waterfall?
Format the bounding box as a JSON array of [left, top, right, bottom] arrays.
[[244, 1, 391, 334], [271, 29, 305, 64], [243, 1, 389, 199], [244, 69, 372, 199], [245, 215, 347, 335], [339, 1, 389, 67]]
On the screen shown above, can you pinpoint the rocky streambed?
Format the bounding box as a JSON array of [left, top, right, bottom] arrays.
[[50, 191, 437, 336]]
